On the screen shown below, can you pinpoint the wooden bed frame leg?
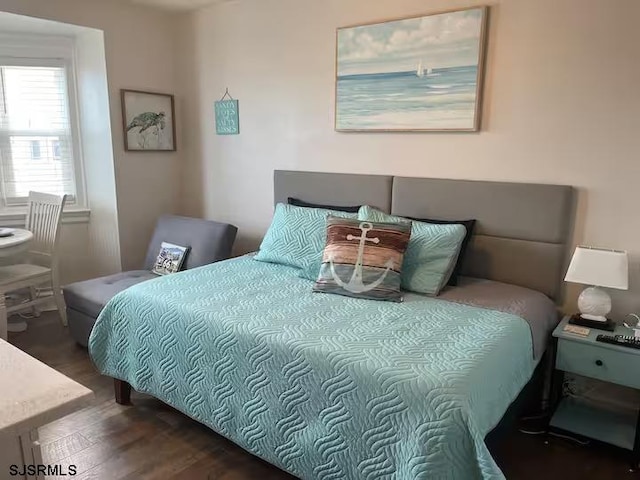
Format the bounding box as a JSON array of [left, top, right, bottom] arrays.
[[114, 379, 132, 405]]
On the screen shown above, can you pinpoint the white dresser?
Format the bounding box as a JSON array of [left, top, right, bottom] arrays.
[[0, 340, 93, 479]]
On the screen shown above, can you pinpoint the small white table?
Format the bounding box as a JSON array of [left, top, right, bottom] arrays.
[[0, 229, 34, 335], [0, 339, 93, 479], [0, 229, 33, 258]]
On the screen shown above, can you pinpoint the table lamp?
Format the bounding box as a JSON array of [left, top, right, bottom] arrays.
[[564, 246, 628, 323]]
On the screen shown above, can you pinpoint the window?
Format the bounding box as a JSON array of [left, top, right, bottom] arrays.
[[0, 50, 84, 209], [30, 140, 41, 159], [52, 140, 61, 159]]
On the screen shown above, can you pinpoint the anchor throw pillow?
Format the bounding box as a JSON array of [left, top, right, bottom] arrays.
[[313, 216, 411, 302]]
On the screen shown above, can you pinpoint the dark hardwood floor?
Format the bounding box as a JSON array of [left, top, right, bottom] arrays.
[[7, 313, 632, 479]]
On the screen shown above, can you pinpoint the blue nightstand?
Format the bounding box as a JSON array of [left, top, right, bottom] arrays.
[[549, 316, 640, 469]]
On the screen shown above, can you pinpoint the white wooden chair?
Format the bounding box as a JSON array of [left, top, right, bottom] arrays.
[[0, 192, 67, 340]]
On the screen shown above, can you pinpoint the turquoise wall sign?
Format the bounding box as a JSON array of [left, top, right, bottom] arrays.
[[215, 98, 239, 135]]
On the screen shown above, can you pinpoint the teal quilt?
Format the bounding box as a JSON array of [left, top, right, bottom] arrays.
[[89, 255, 535, 480]]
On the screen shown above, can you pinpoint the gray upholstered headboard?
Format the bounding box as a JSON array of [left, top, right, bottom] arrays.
[[273, 170, 575, 302]]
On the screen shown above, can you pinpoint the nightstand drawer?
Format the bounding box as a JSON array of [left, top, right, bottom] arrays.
[[556, 339, 640, 389]]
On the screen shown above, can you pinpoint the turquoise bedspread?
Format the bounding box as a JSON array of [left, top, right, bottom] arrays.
[[89, 255, 535, 480]]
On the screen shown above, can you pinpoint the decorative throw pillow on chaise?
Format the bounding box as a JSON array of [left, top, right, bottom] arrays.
[[254, 203, 357, 270], [152, 242, 189, 275], [358, 206, 466, 295], [313, 216, 411, 302]]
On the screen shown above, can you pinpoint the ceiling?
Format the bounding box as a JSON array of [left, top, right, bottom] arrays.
[[125, 0, 224, 10]]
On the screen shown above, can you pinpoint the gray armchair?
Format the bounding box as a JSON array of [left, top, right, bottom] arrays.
[[65, 215, 237, 346]]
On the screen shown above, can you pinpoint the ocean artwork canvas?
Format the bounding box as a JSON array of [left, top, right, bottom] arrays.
[[335, 7, 487, 132]]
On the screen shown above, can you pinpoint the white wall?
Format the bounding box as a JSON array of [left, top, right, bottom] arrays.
[[180, 0, 640, 318], [0, 0, 183, 274], [75, 28, 122, 279]]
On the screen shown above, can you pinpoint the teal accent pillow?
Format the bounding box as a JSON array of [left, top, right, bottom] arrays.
[[255, 203, 357, 270], [300, 260, 323, 281], [358, 206, 466, 295]]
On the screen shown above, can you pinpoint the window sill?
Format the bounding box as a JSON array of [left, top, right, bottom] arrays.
[[0, 208, 90, 227]]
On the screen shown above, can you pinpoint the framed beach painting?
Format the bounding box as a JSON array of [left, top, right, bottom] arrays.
[[335, 6, 488, 132], [121, 89, 176, 151]]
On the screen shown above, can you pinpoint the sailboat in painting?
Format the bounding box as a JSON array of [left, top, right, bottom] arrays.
[[416, 61, 436, 77]]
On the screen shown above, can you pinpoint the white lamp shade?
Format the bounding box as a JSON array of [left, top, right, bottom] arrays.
[[564, 246, 628, 290]]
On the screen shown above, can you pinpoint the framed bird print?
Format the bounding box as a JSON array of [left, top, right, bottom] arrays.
[[121, 89, 176, 151]]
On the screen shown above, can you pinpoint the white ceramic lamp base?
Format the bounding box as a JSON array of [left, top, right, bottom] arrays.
[[577, 286, 611, 322]]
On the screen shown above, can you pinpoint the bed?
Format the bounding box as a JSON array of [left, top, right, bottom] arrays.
[[88, 171, 575, 480]]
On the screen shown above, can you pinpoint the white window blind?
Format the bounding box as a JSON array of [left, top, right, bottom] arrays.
[[0, 63, 78, 206]]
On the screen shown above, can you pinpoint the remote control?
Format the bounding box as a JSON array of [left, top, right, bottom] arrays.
[[596, 334, 640, 349]]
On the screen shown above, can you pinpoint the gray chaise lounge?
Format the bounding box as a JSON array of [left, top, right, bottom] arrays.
[[65, 214, 237, 346]]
